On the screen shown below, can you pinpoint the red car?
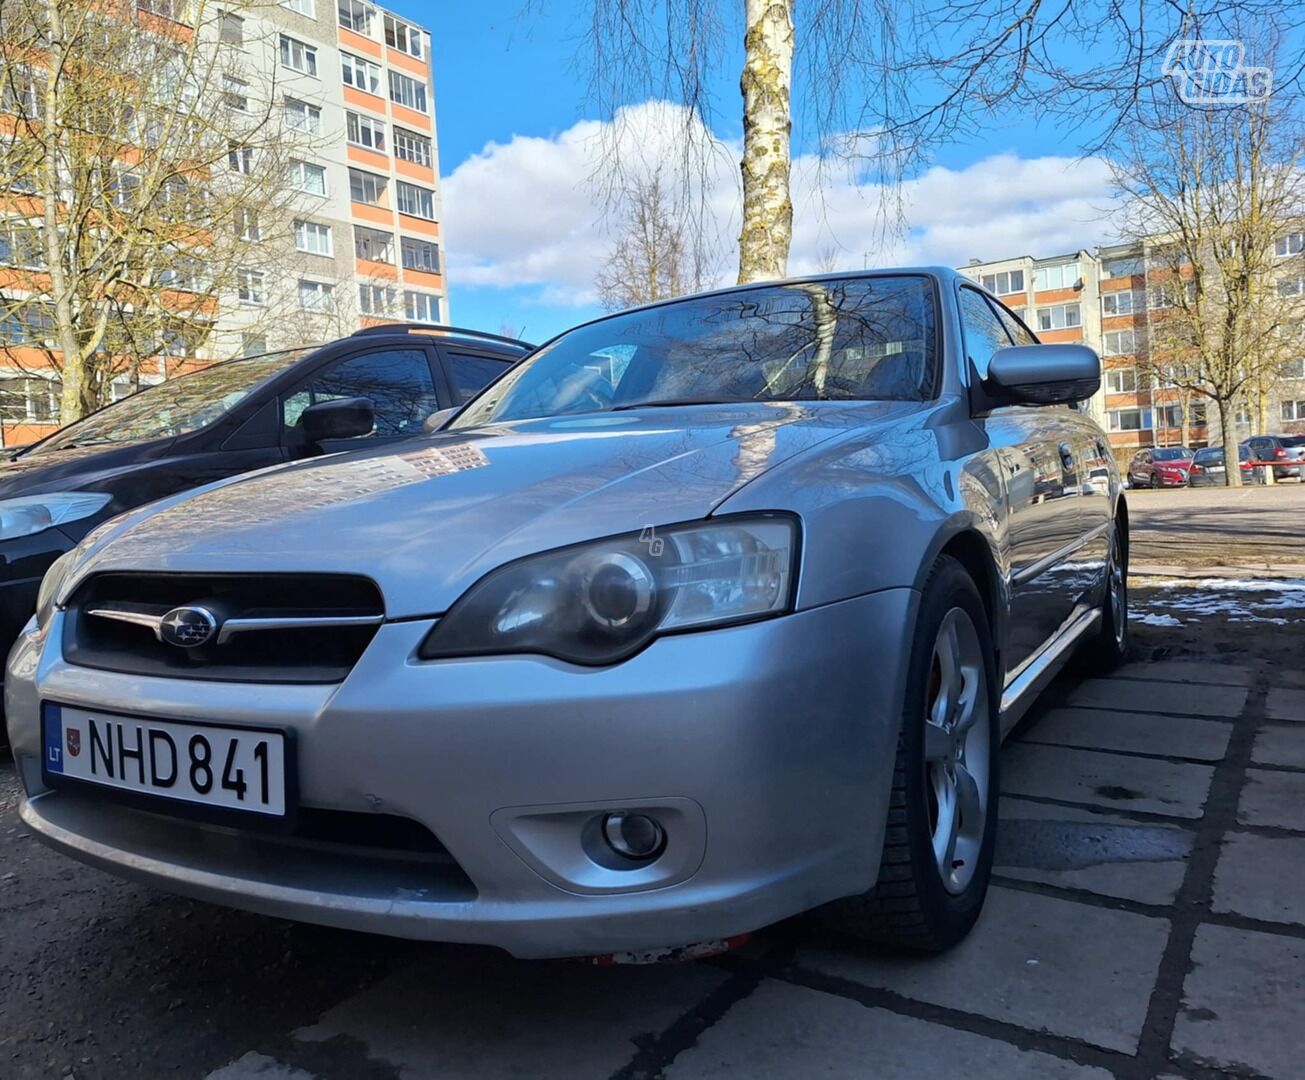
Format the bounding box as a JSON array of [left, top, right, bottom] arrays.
[[1127, 447, 1194, 488]]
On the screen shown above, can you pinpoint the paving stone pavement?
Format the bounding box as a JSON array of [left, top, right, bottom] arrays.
[[4, 656, 1304, 1079]]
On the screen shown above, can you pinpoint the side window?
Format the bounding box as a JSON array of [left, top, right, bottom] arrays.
[[445, 351, 513, 405], [991, 301, 1038, 346], [283, 348, 439, 438], [958, 287, 1014, 379]]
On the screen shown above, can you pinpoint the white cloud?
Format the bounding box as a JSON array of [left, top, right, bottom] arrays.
[[441, 101, 1120, 307]]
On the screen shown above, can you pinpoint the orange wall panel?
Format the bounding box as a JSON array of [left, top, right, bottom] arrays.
[[395, 157, 436, 184], [347, 144, 390, 171], [391, 103, 432, 132], [402, 268, 443, 290], [343, 86, 388, 114], [339, 27, 382, 58], [386, 50, 429, 78], [1032, 287, 1080, 304], [356, 257, 398, 280], [352, 202, 394, 226], [398, 213, 438, 236]]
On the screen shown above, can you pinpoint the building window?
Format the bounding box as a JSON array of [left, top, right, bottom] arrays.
[[284, 98, 321, 134], [1149, 281, 1195, 310], [1282, 357, 1305, 380], [137, 0, 185, 21], [222, 76, 249, 112], [234, 206, 260, 242], [0, 305, 54, 347], [1102, 291, 1136, 316], [219, 12, 243, 44], [393, 127, 432, 168], [289, 160, 327, 196], [0, 376, 61, 423], [1283, 400, 1305, 422], [396, 181, 434, 220], [354, 225, 394, 262], [1277, 275, 1305, 298], [340, 51, 382, 95], [358, 283, 397, 315], [1105, 368, 1139, 394], [338, 0, 375, 33], [979, 270, 1023, 296], [0, 64, 43, 118], [1103, 329, 1137, 356], [294, 219, 332, 256], [237, 268, 266, 306], [404, 290, 440, 323], [384, 14, 423, 57], [280, 0, 314, 14], [1033, 262, 1077, 291], [1035, 303, 1080, 331], [388, 70, 427, 112], [279, 35, 317, 76], [241, 332, 267, 357], [1276, 233, 1305, 258], [348, 168, 386, 205], [347, 111, 386, 152], [0, 223, 44, 269], [401, 237, 439, 273], [1103, 255, 1144, 278], [1158, 402, 1207, 428], [1107, 408, 1152, 433], [228, 143, 253, 174], [298, 279, 334, 312]]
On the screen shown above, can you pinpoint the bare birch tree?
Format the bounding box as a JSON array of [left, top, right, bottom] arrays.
[[595, 169, 718, 309], [0, 0, 325, 423], [561, 1, 1303, 284], [1113, 89, 1305, 486]]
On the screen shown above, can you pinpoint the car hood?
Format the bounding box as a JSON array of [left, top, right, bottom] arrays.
[[66, 402, 923, 617], [0, 439, 173, 498]]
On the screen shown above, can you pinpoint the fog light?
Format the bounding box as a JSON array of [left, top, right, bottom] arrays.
[[602, 812, 666, 860]]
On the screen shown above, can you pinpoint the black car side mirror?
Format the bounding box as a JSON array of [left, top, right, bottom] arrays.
[[301, 397, 375, 443], [984, 344, 1101, 407], [422, 407, 458, 434]]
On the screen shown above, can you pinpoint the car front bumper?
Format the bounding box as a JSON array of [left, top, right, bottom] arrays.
[[7, 588, 915, 958]]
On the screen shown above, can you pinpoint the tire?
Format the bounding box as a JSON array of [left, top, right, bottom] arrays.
[[823, 556, 999, 952], [1078, 523, 1129, 673]]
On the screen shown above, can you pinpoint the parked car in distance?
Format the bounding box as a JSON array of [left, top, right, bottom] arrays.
[[0, 324, 532, 676], [1242, 434, 1305, 480], [1127, 446, 1194, 488], [7, 269, 1127, 960], [1189, 445, 1265, 486]]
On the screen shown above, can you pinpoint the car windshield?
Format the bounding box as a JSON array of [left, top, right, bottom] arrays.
[[1282, 435, 1305, 448], [451, 276, 937, 428], [1194, 448, 1223, 464], [1153, 448, 1192, 461], [28, 350, 311, 455]]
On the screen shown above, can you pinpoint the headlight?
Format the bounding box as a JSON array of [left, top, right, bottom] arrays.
[[0, 492, 113, 541], [35, 549, 78, 631], [419, 514, 799, 665]]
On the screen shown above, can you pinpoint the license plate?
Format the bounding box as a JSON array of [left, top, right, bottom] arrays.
[[41, 703, 289, 818]]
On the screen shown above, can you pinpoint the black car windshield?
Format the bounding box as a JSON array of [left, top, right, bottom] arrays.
[[28, 350, 311, 454], [1153, 448, 1192, 461], [452, 276, 936, 428]]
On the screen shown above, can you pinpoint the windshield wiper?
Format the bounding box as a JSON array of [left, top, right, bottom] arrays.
[[610, 397, 759, 411]]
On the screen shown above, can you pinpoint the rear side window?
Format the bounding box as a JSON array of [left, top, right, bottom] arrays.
[[445, 352, 512, 405], [283, 348, 440, 438], [958, 287, 1013, 378]]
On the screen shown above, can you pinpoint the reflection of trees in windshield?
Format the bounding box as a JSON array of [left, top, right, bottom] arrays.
[[454, 277, 936, 427], [34, 352, 308, 453]]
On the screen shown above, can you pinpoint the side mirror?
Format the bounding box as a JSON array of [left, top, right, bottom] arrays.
[[301, 397, 375, 443], [422, 407, 458, 434], [985, 344, 1101, 407]]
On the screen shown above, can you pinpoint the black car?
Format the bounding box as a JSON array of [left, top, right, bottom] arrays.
[[0, 323, 531, 673], [1188, 445, 1265, 486]]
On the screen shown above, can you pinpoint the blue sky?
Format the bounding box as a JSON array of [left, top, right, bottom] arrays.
[[387, 2, 1124, 343]]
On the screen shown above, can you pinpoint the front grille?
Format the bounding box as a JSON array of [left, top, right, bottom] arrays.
[[63, 572, 385, 683]]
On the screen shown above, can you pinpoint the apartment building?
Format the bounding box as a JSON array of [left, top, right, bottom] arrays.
[[0, 0, 445, 447], [961, 235, 1305, 461]]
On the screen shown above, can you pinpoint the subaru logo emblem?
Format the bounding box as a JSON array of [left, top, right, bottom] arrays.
[[159, 606, 219, 648]]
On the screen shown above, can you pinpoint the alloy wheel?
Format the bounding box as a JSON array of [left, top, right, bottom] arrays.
[[923, 608, 991, 895]]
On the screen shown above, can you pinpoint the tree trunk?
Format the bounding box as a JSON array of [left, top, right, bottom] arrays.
[[1217, 398, 1241, 487], [737, 0, 793, 284]]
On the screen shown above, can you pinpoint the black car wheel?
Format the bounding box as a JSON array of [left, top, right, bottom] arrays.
[[1079, 525, 1129, 673], [823, 556, 998, 952]]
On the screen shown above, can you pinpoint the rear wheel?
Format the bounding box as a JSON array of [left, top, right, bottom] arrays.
[[1079, 525, 1129, 673], [823, 557, 998, 952]]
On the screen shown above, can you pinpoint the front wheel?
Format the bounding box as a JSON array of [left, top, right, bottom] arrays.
[[823, 556, 999, 952]]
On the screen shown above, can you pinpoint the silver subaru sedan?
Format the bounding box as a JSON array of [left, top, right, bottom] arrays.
[[5, 270, 1127, 959]]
